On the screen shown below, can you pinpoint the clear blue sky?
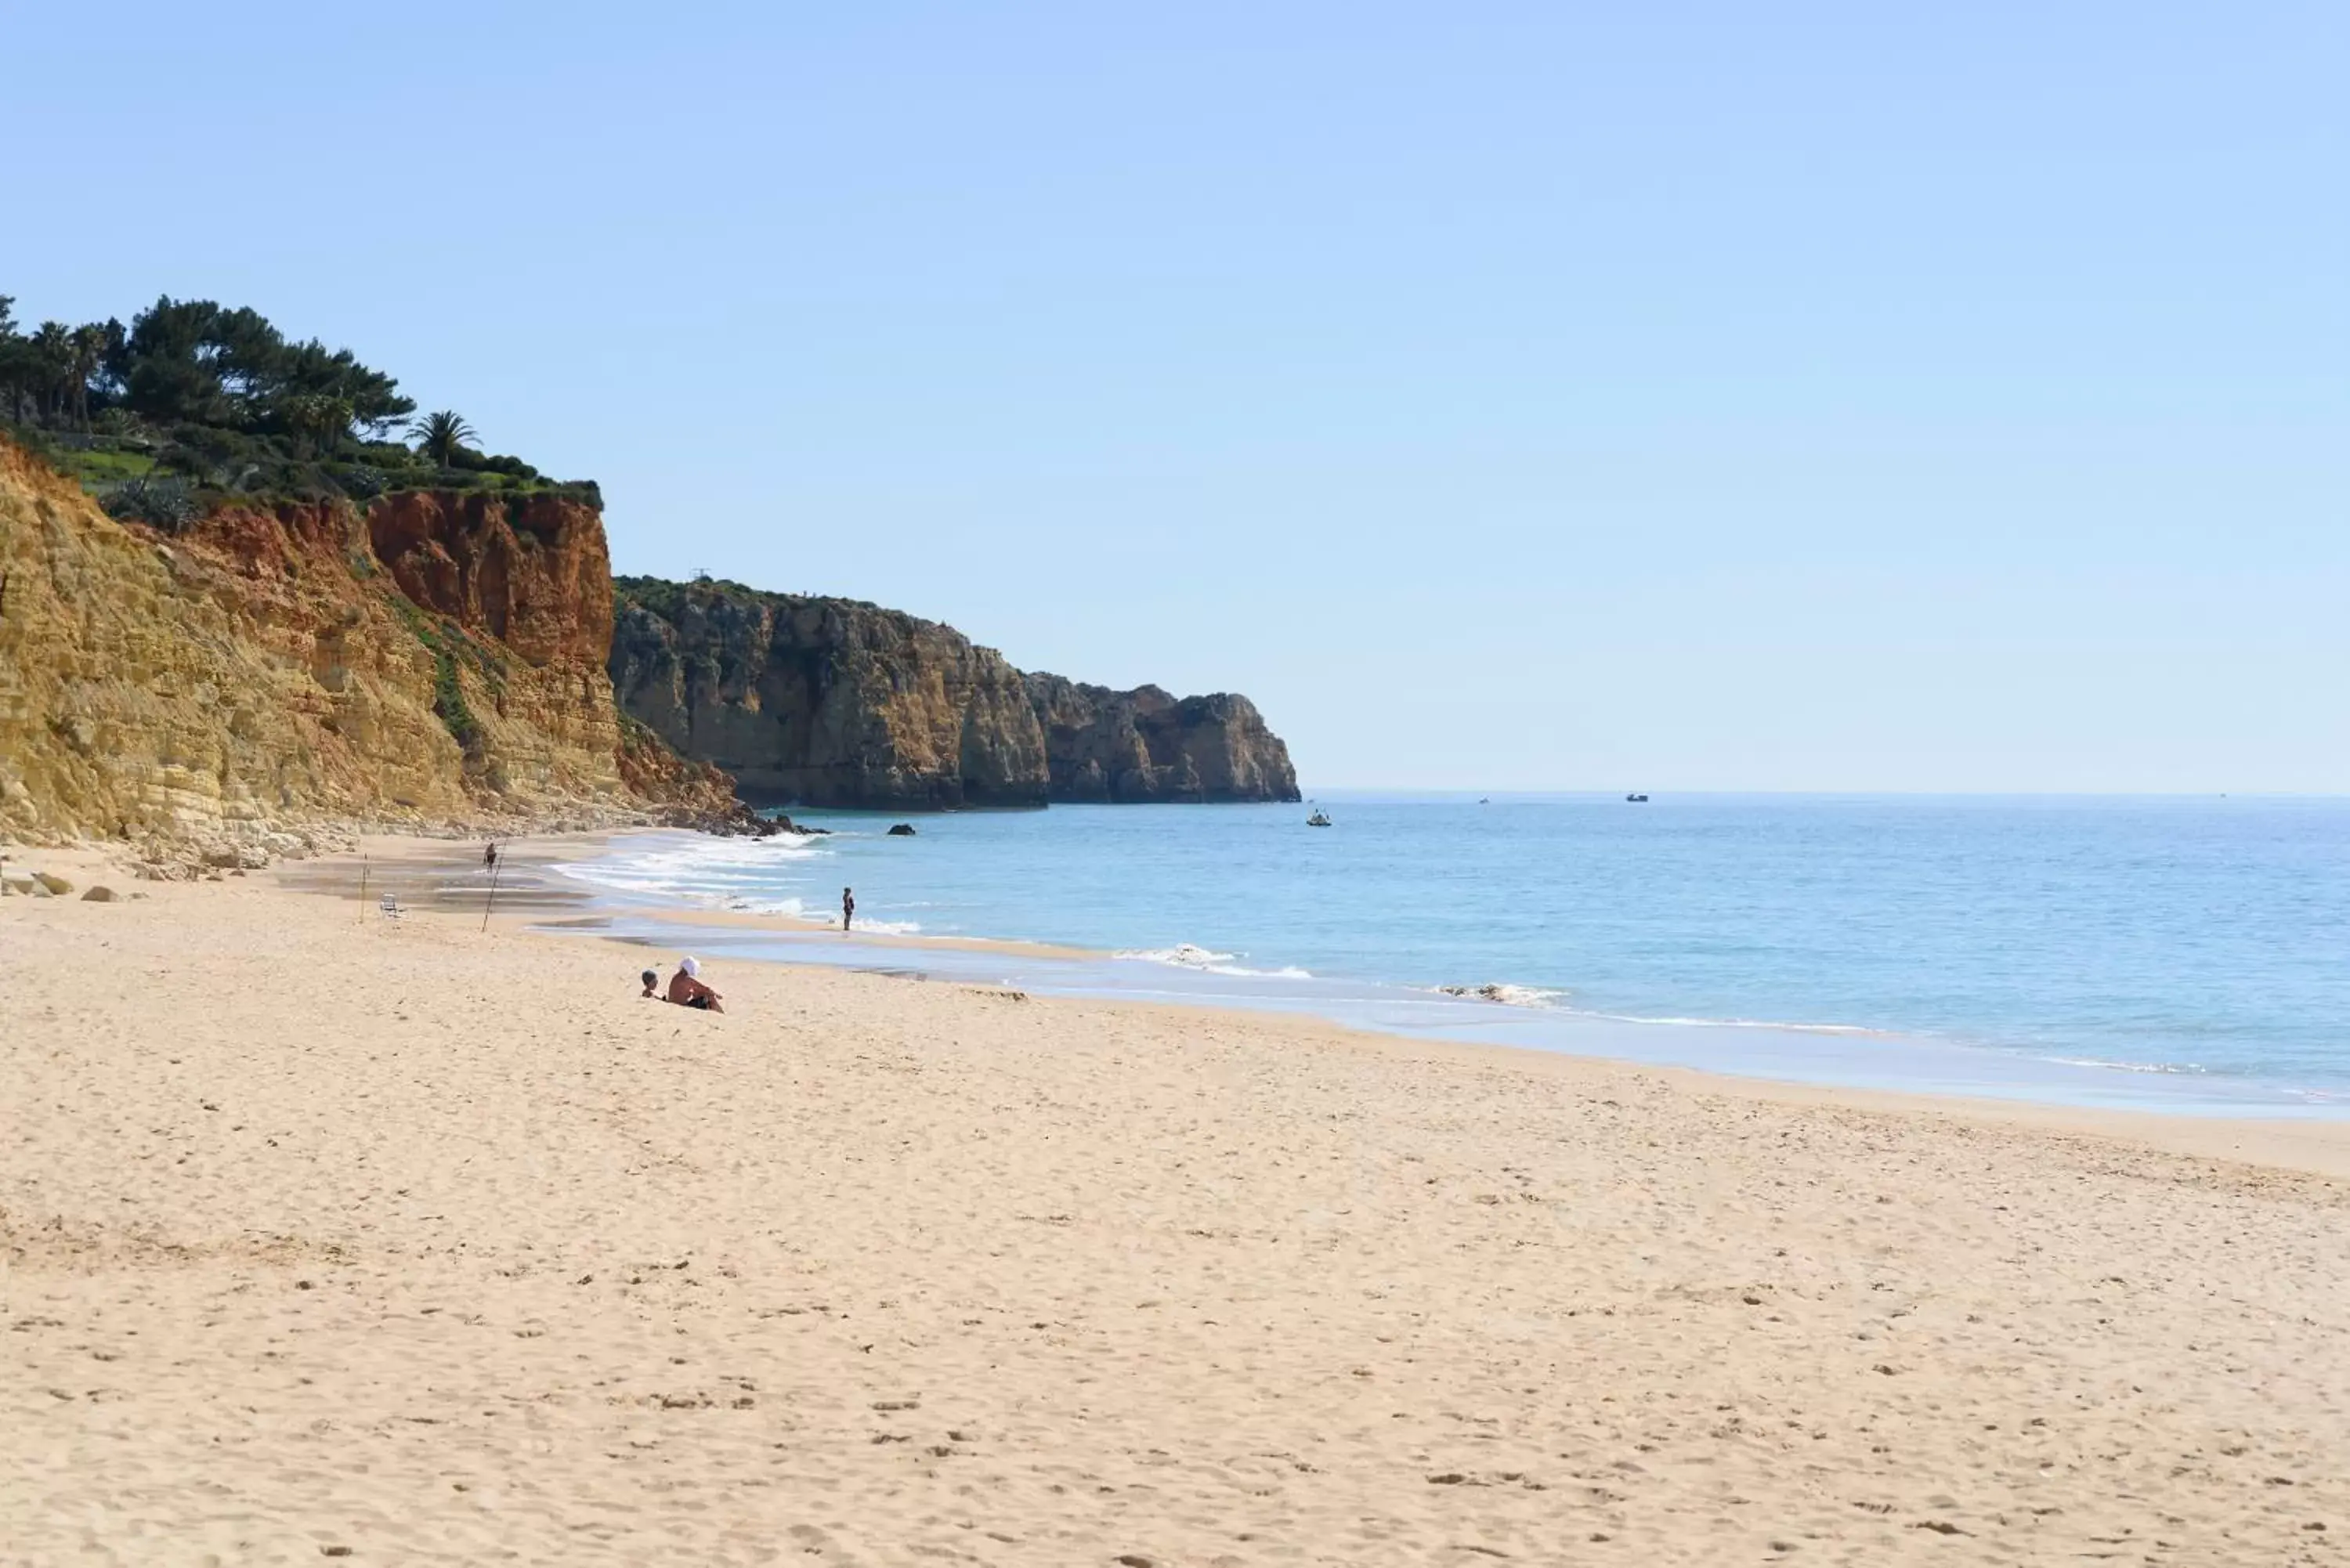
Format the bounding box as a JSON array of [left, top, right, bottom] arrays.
[[12, 3, 2345, 791]]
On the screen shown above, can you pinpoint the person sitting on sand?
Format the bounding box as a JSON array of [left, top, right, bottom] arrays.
[[639, 968, 660, 999], [667, 956, 725, 1013]]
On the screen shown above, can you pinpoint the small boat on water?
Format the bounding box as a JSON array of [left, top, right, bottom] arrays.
[[1306, 808, 1332, 827], [1625, 793, 1650, 803]]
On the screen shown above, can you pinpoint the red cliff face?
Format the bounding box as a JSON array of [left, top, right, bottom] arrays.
[[368, 492, 615, 670], [0, 439, 735, 856]]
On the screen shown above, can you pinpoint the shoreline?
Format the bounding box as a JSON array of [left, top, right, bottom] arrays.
[[427, 827, 2350, 1126], [282, 830, 2350, 1166], [30, 822, 2348, 1155]]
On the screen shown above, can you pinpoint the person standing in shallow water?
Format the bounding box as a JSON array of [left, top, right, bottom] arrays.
[[842, 887, 855, 932]]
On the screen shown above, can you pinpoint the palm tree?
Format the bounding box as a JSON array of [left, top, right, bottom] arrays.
[[67, 323, 108, 429], [412, 410, 478, 468], [29, 322, 74, 425]]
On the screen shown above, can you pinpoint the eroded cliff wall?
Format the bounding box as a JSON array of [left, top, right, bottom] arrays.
[[609, 578, 1048, 809], [609, 576, 1300, 808], [1025, 674, 1300, 804], [0, 438, 735, 859]]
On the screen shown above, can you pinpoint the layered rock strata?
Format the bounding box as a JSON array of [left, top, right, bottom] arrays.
[[610, 576, 1299, 809], [0, 438, 739, 862], [609, 579, 1049, 809], [1024, 674, 1299, 804]]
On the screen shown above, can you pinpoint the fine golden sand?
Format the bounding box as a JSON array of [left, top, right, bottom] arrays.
[[5, 838, 2348, 1566]]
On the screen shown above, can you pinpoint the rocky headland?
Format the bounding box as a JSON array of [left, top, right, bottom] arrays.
[[609, 576, 1049, 810], [610, 576, 1299, 809], [1, 291, 1298, 865], [1023, 673, 1299, 804]]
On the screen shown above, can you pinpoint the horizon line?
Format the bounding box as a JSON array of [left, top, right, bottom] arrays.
[[1293, 786, 2344, 800]]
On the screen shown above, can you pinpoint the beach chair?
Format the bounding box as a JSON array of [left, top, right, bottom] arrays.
[[378, 891, 403, 921]]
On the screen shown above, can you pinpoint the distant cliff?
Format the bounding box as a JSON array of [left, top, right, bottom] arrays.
[[609, 577, 1049, 809], [0, 437, 742, 863], [1025, 674, 1299, 804], [610, 577, 1300, 809]]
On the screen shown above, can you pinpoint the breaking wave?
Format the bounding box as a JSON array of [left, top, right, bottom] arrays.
[[1431, 983, 1567, 1008], [554, 832, 826, 907], [1574, 1010, 1895, 1037], [1116, 944, 1314, 981]]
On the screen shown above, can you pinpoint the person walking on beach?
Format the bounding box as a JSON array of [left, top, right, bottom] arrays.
[[483, 840, 499, 872], [842, 887, 855, 931]]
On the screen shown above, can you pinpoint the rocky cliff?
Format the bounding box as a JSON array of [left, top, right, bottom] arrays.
[[1024, 674, 1300, 804], [609, 577, 1049, 809], [0, 437, 739, 862], [610, 576, 1300, 809]]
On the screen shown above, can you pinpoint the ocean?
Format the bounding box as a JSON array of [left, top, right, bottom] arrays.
[[555, 793, 2350, 1118]]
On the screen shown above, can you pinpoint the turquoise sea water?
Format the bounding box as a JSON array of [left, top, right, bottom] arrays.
[[558, 794, 2350, 1117]]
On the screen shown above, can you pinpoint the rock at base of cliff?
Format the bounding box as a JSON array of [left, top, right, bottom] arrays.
[[34, 871, 74, 896], [653, 803, 786, 838], [82, 885, 119, 901]]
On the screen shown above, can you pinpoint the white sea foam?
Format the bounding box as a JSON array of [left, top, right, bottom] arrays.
[[554, 831, 826, 909], [842, 917, 923, 936], [2044, 1056, 2208, 1076], [1432, 983, 1567, 1008], [726, 896, 812, 919], [1574, 1010, 1894, 1037], [1116, 945, 1312, 981], [1117, 944, 1237, 967]]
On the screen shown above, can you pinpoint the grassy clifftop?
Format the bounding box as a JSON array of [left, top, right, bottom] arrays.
[[1, 291, 596, 524]]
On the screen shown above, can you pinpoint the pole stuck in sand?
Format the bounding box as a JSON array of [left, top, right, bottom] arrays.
[[482, 851, 504, 933], [356, 855, 369, 923]]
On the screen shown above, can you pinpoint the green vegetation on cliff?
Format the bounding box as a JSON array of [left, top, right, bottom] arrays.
[[1, 432, 757, 850], [383, 594, 498, 766], [0, 291, 596, 517]]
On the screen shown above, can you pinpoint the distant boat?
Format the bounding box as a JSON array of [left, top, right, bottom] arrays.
[[1625, 793, 1650, 803], [1307, 808, 1332, 827], [1478, 797, 1490, 804]]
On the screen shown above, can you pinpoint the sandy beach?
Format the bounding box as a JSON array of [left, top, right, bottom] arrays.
[[5, 837, 2348, 1566]]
